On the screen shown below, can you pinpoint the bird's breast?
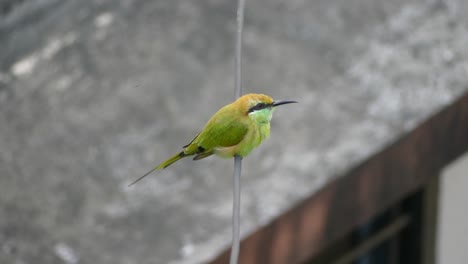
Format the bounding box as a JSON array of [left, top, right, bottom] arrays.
[[235, 121, 270, 157]]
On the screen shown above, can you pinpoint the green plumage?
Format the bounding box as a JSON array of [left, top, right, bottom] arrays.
[[128, 93, 296, 186], [186, 104, 248, 157]]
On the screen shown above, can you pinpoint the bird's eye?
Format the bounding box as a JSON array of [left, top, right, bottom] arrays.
[[248, 103, 267, 113]]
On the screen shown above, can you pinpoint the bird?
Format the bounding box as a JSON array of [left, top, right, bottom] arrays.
[[128, 93, 297, 186]]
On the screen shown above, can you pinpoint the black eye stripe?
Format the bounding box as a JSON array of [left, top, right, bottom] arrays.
[[248, 103, 271, 113]]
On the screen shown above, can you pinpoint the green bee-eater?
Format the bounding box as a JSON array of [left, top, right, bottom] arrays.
[[129, 93, 296, 186]]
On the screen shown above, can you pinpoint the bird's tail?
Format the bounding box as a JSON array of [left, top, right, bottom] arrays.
[[128, 151, 187, 186]]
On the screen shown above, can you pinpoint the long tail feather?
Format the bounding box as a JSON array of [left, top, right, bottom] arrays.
[[128, 151, 186, 186]]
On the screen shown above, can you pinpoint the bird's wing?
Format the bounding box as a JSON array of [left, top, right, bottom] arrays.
[[182, 132, 199, 148], [186, 106, 248, 153]]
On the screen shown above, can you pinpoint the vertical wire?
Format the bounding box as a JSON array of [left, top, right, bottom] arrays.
[[234, 0, 245, 99], [230, 156, 242, 264], [230, 0, 246, 264]]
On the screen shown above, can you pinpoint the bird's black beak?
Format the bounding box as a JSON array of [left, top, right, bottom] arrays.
[[272, 100, 298, 107]]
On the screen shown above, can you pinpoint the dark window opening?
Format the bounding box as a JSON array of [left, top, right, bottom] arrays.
[[305, 177, 439, 264]]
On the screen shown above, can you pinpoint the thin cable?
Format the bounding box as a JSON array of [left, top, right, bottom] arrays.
[[234, 0, 245, 99], [230, 155, 242, 264], [230, 1, 246, 264]]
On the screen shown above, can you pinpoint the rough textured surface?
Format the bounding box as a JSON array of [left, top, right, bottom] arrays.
[[1, 0, 467, 263]]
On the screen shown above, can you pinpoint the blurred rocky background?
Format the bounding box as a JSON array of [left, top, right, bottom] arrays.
[[1, 0, 467, 263]]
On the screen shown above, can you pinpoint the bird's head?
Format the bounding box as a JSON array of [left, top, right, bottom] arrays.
[[236, 93, 297, 124]]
